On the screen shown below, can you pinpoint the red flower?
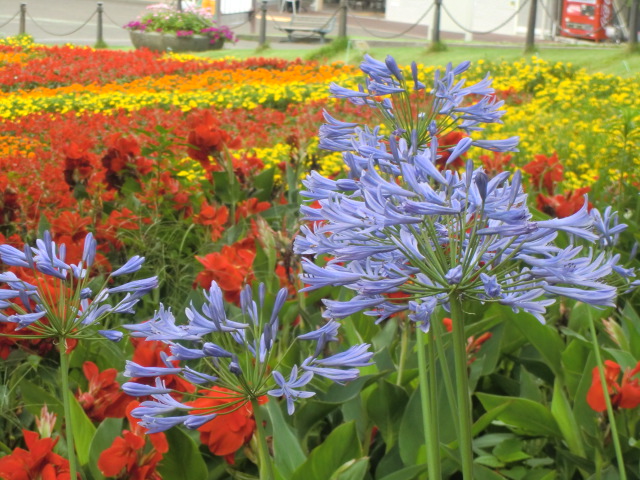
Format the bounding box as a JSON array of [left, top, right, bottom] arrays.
[[62, 142, 96, 190], [0, 429, 71, 480], [587, 360, 640, 412], [76, 361, 130, 422], [235, 197, 271, 222], [186, 111, 241, 171], [522, 152, 563, 195], [193, 201, 229, 242], [186, 387, 266, 464], [536, 187, 592, 218], [98, 401, 168, 480], [436, 131, 467, 170], [130, 338, 195, 396], [195, 238, 256, 303], [479, 152, 512, 177]]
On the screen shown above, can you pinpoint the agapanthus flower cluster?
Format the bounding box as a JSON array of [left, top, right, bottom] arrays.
[[296, 56, 636, 331], [0, 231, 157, 342], [121, 282, 372, 433]]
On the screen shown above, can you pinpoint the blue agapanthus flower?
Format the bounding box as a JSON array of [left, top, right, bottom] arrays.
[[0, 231, 157, 342], [295, 56, 635, 331], [122, 282, 372, 432]]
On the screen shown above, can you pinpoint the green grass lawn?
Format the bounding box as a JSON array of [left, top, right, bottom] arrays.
[[200, 41, 640, 77]]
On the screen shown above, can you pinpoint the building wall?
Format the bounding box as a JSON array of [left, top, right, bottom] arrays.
[[384, 0, 554, 37]]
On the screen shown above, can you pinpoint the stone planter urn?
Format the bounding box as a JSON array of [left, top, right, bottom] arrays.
[[129, 30, 225, 53]]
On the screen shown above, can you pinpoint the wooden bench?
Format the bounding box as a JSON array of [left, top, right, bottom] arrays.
[[276, 15, 337, 43]]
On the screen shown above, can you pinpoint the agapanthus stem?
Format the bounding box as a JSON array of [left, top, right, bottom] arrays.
[[449, 294, 474, 479], [251, 398, 275, 480], [417, 328, 441, 479], [587, 314, 628, 480], [59, 339, 78, 480], [396, 318, 409, 386]]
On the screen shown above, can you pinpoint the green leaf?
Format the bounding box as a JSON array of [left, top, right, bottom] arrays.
[[365, 380, 408, 450], [254, 168, 275, 201], [329, 457, 369, 480], [317, 373, 385, 404], [475, 455, 505, 468], [377, 463, 429, 480], [492, 438, 530, 463], [19, 380, 63, 417], [290, 421, 362, 480], [157, 428, 208, 479], [398, 387, 424, 466], [88, 418, 123, 480], [476, 393, 561, 438], [509, 312, 564, 380], [550, 379, 586, 458], [473, 463, 508, 479], [69, 394, 97, 465], [267, 401, 306, 478]]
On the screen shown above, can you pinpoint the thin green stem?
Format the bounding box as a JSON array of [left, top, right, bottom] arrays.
[[417, 328, 441, 479], [396, 318, 409, 386], [430, 315, 460, 439], [251, 399, 275, 480], [59, 340, 78, 480], [587, 314, 628, 480], [449, 294, 474, 479]]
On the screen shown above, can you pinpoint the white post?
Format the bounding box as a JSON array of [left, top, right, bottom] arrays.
[[465, 0, 474, 41], [315, 0, 324, 12]]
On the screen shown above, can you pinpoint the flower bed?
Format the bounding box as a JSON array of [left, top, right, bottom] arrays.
[[0, 36, 639, 479]]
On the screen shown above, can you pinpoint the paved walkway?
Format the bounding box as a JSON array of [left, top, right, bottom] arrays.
[[0, 0, 567, 49]]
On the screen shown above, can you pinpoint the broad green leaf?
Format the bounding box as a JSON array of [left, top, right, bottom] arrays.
[[377, 463, 429, 480], [69, 394, 97, 465], [88, 418, 123, 480], [509, 312, 564, 380], [492, 438, 530, 463], [473, 463, 508, 479], [329, 457, 369, 480], [267, 401, 306, 478], [157, 427, 208, 479], [19, 380, 63, 416], [290, 422, 362, 480], [317, 373, 385, 404], [476, 393, 561, 438], [254, 168, 275, 201], [475, 455, 505, 468], [398, 387, 424, 466], [550, 379, 586, 458], [366, 380, 408, 450]]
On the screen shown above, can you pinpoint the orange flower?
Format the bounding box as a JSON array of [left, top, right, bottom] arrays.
[[235, 197, 271, 222], [98, 401, 168, 480], [187, 387, 267, 464], [587, 360, 640, 412], [0, 430, 71, 480], [479, 152, 512, 177], [186, 111, 240, 171], [76, 361, 130, 422]]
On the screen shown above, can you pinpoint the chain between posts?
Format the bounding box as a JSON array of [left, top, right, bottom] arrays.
[[346, 2, 434, 39]]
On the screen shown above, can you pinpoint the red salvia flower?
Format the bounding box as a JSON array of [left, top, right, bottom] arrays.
[[587, 360, 640, 412], [0, 429, 71, 480], [186, 111, 241, 171], [235, 198, 271, 222], [61, 142, 96, 190], [76, 361, 130, 422], [98, 401, 168, 480], [479, 152, 512, 177]]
